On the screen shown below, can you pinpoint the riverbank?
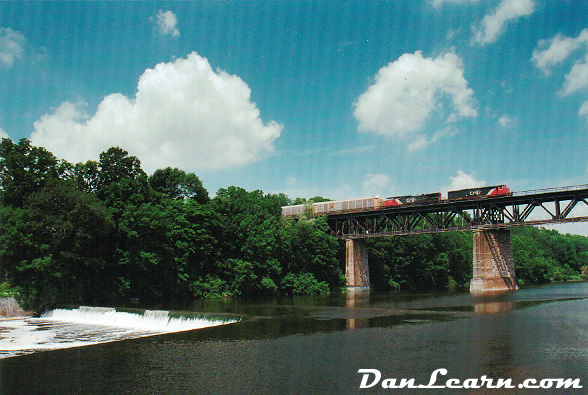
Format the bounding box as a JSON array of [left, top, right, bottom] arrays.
[[0, 298, 28, 318]]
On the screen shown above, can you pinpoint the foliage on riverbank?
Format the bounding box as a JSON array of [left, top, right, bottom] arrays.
[[1, 138, 587, 308], [0, 138, 343, 308], [364, 226, 588, 292]]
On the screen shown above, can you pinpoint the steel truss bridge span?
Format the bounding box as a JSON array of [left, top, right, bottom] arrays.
[[326, 184, 588, 239]]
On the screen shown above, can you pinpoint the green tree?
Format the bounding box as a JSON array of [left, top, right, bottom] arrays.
[[0, 180, 115, 306], [71, 160, 100, 193], [96, 147, 152, 209], [208, 187, 285, 296], [282, 217, 343, 290], [117, 198, 221, 301], [149, 167, 209, 204], [0, 138, 63, 207]]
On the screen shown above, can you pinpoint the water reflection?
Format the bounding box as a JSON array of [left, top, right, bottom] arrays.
[[1, 283, 587, 394], [472, 306, 517, 379], [474, 300, 515, 314], [345, 290, 370, 329]]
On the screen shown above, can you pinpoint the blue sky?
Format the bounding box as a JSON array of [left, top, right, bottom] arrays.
[[2, 0, 588, 232]]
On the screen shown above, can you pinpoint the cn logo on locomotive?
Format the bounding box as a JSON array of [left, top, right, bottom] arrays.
[[469, 190, 481, 196]]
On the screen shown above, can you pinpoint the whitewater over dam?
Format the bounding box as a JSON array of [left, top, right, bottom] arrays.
[[0, 306, 239, 358]]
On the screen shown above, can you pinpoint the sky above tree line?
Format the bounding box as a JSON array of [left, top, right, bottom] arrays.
[[2, 0, 588, 233]]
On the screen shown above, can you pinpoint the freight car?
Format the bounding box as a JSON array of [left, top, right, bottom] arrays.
[[447, 185, 511, 200], [281, 197, 382, 217], [384, 192, 441, 207], [314, 197, 382, 214]]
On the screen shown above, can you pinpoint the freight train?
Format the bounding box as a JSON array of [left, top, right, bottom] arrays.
[[281, 185, 511, 217]]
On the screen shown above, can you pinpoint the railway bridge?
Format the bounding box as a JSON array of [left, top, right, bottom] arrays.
[[287, 184, 588, 297]]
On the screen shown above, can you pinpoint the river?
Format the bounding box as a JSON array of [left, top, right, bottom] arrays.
[[1, 282, 587, 394]]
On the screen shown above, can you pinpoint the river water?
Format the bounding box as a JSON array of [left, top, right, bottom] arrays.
[[1, 282, 587, 394]]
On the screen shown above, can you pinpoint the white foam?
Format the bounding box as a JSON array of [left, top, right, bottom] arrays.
[[0, 307, 239, 358], [43, 307, 232, 333]]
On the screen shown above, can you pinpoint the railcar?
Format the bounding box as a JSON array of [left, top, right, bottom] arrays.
[[447, 185, 511, 200], [281, 204, 306, 217], [384, 192, 441, 207], [282, 197, 383, 217], [314, 197, 382, 215]]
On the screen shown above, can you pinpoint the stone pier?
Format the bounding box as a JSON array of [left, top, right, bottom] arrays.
[[345, 239, 370, 291], [470, 229, 518, 297]]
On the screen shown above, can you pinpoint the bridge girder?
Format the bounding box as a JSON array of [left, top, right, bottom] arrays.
[[326, 186, 588, 238]]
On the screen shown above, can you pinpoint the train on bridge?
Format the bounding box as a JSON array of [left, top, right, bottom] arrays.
[[281, 185, 511, 217]]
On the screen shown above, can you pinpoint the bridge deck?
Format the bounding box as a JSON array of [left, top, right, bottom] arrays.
[[324, 185, 588, 238]]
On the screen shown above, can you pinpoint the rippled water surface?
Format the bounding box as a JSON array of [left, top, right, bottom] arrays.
[[1, 282, 587, 394]]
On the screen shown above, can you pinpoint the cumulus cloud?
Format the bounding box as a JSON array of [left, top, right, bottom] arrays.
[[362, 173, 392, 197], [472, 0, 535, 45], [153, 10, 180, 37], [354, 51, 476, 149], [532, 30, 588, 74], [442, 170, 486, 196], [559, 55, 588, 96], [30, 52, 283, 173], [0, 27, 25, 67]]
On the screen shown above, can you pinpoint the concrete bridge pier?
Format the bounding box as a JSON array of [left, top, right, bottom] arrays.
[[470, 229, 518, 297], [345, 239, 370, 291]]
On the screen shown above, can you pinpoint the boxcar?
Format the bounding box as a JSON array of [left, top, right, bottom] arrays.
[[447, 185, 511, 200], [314, 197, 382, 214], [283, 197, 383, 217], [281, 204, 305, 217], [384, 192, 441, 207]]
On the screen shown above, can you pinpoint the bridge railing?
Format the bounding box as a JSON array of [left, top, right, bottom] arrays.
[[512, 184, 588, 197]]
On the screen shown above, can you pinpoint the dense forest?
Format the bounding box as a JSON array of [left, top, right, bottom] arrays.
[[1, 138, 587, 309]]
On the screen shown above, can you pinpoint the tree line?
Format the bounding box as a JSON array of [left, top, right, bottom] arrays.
[[1, 138, 586, 309]]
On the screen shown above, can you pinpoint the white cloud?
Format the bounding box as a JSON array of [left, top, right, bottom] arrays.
[[579, 101, 588, 119], [362, 173, 391, 197], [153, 10, 180, 37], [531, 30, 588, 74], [353, 51, 476, 148], [431, 0, 480, 8], [30, 52, 283, 173], [407, 127, 458, 151], [472, 0, 535, 45], [442, 170, 486, 196], [560, 55, 588, 96], [498, 114, 517, 127], [0, 27, 25, 67], [534, 30, 588, 119]]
